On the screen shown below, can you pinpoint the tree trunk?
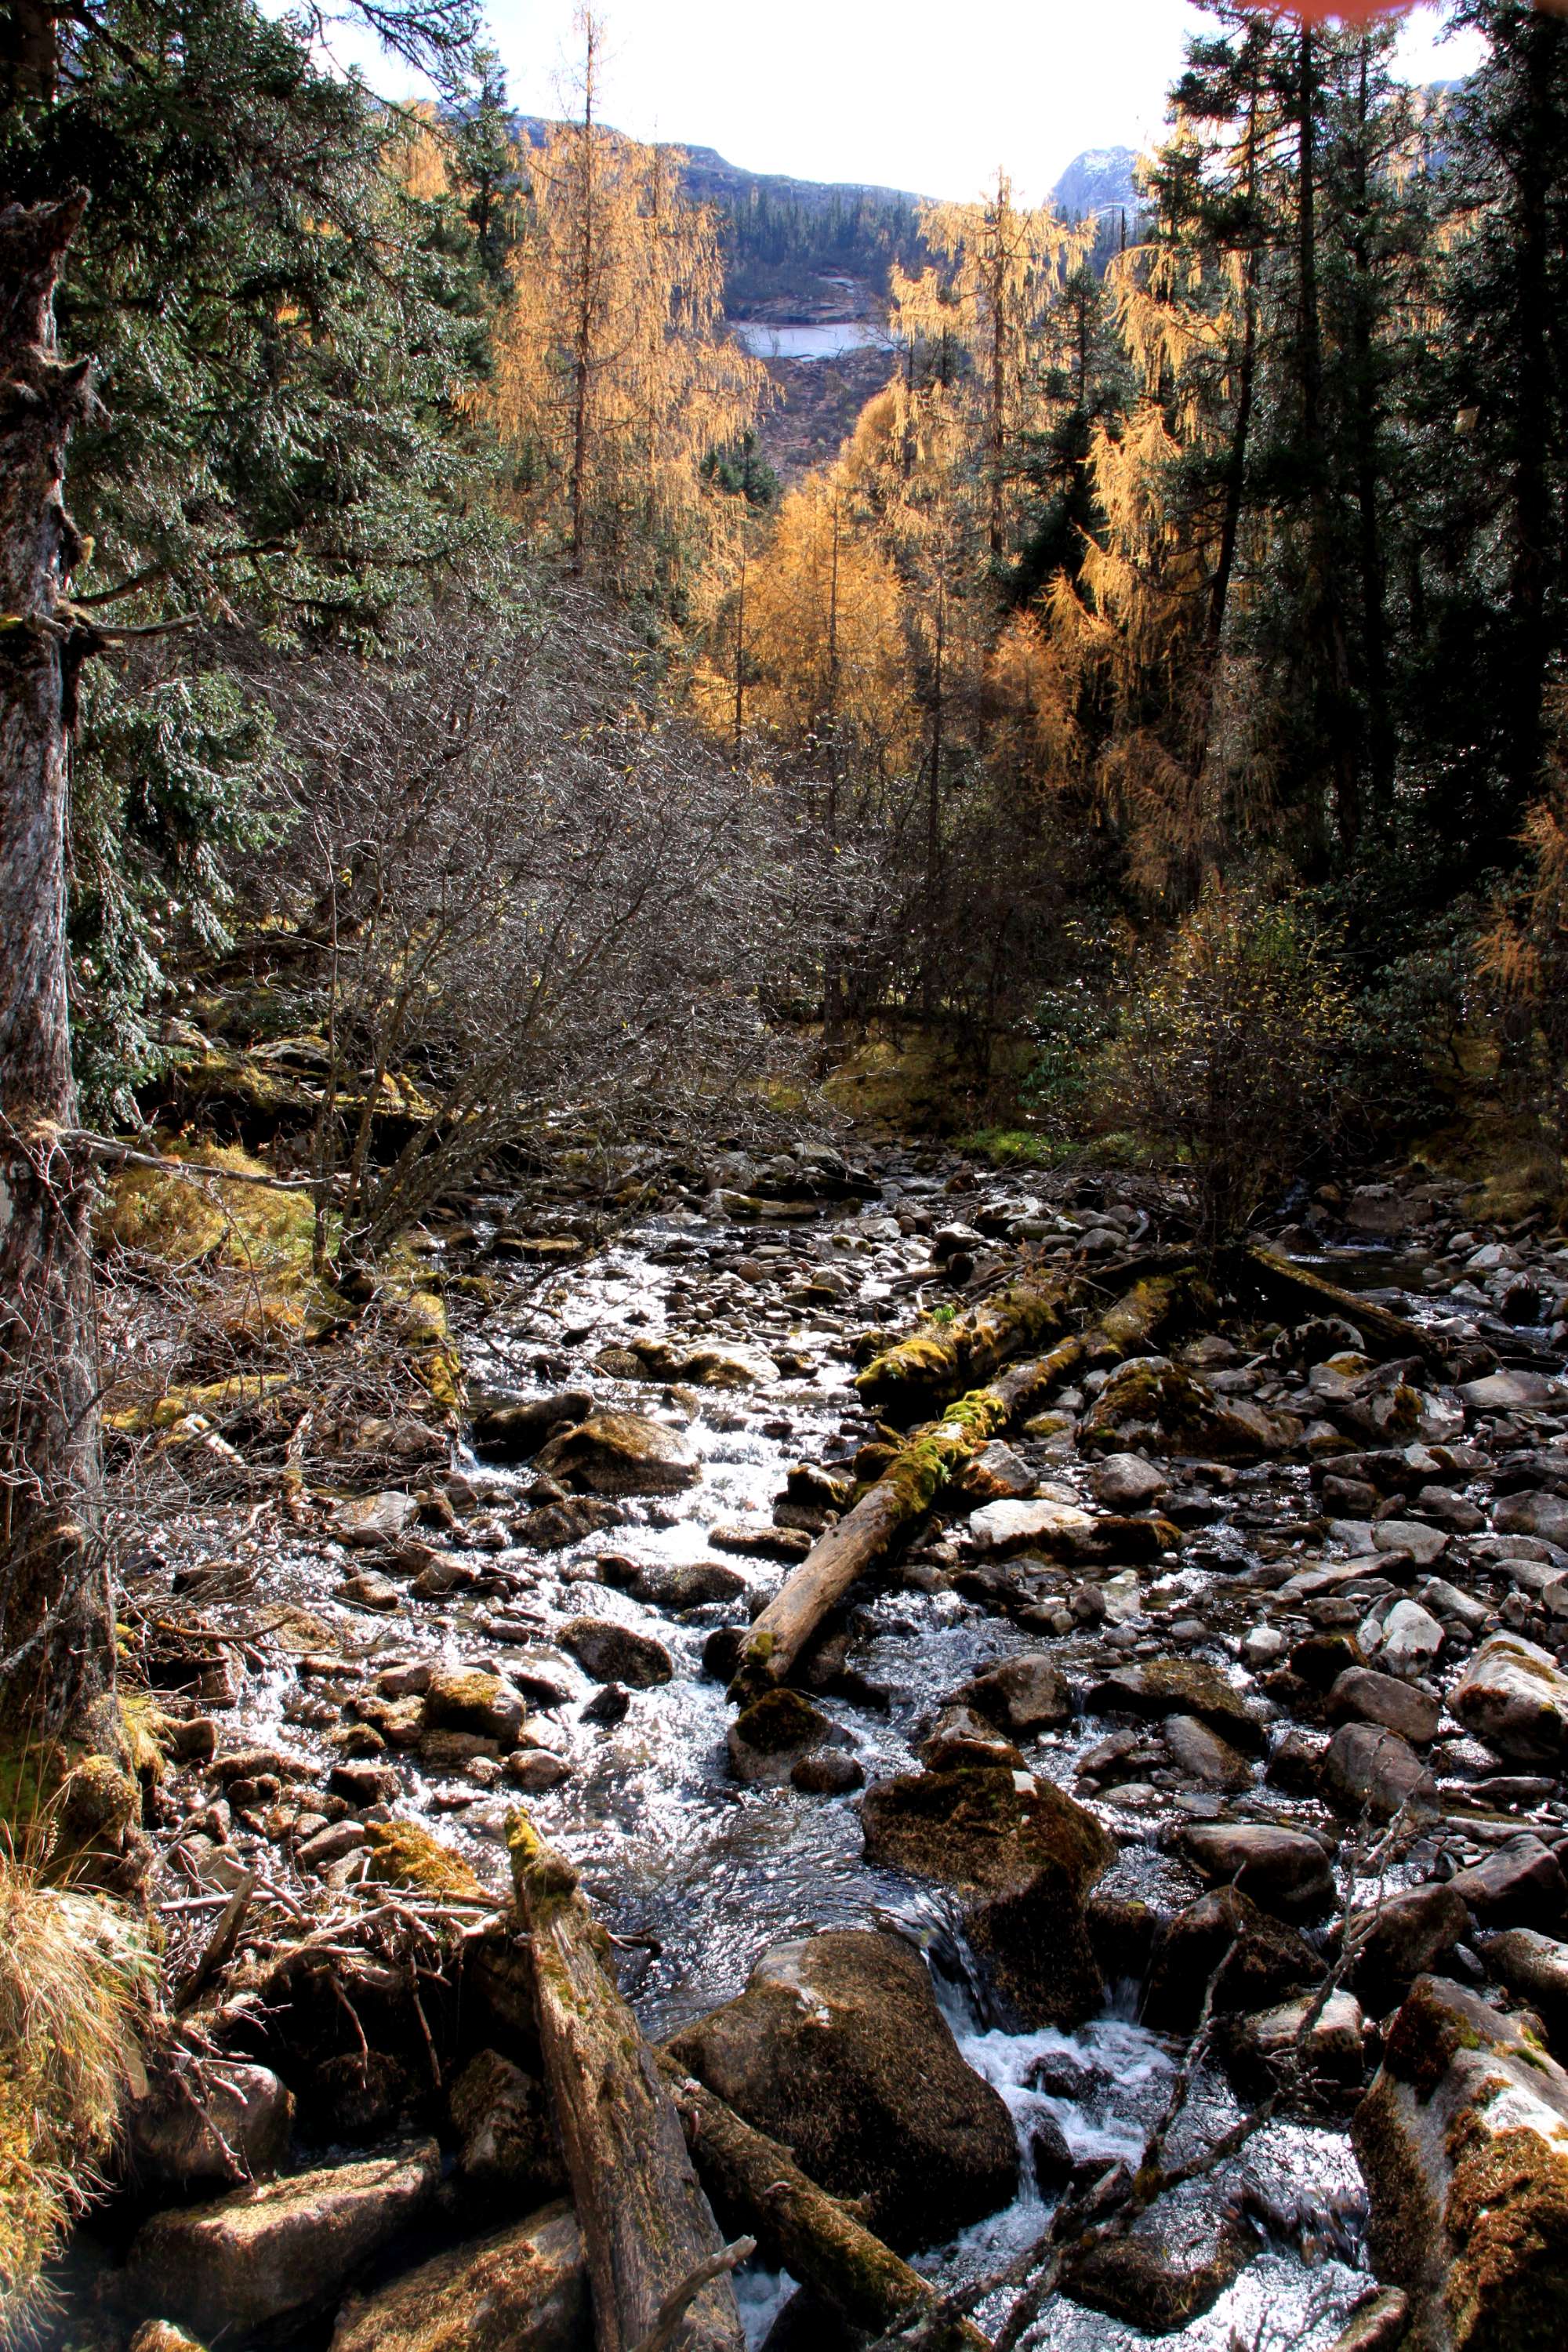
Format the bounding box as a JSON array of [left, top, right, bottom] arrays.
[[1505, 3, 1554, 811], [508, 1811, 746, 2352], [0, 192, 114, 1737]]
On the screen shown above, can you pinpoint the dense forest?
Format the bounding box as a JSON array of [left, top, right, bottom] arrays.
[[5, 2, 1568, 2347]]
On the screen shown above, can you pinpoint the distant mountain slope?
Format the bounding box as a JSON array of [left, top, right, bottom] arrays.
[[510, 117, 1145, 319]]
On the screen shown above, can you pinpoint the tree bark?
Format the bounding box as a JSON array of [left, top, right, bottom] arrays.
[[0, 191, 114, 1736], [656, 2056, 986, 2350], [855, 1268, 1083, 1422], [1242, 1244, 1447, 1372], [507, 1810, 746, 2352]]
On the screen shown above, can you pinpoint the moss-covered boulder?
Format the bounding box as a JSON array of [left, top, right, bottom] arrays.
[[364, 1821, 485, 1901], [727, 1688, 841, 1786], [1352, 1973, 1568, 2350], [665, 1929, 1018, 2251], [1082, 1356, 1295, 1460], [426, 1670, 526, 1751], [330, 2202, 586, 2352], [535, 1410, 699, 1497], [1087, 1657, 1268, 1755], [860, 1766, 1113, 2027]]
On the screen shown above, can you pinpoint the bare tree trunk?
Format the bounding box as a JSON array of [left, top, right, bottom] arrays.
[[0, 193, 114, 1735]]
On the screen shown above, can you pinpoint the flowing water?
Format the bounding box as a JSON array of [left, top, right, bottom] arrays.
[[201, 1165, 1555, 2348]]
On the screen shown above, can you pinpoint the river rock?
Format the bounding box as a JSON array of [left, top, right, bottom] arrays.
[[1349, 1884, 1470, 2008], [470, 1393, 593, 1461], [1450, 1632, 1568, 1764], [1352, 1974, 1568, 2350], [1225, 1989, 1367, 2098], [126, 2140, 441, 2337], [331, 1492, 418, 1549], [1368, 1599, 1446, 1678], [1461, 1369, 1557, 1413], [426, 1670, 526, 1749], [666, 1929, 1019, 2250], [1178, 1822, 1337, 1920], [1327, 1668, 1442, 1745], [559, 1617, 673, 1688], [637, 1340, 782, 1388], [1448, 1834, 1568, 1929], [1162, 1712, 1254, 1791], [860, 1767, 1112, 2026], [330, 2201, 587, 2352], [1087, 1658, 1267, 1753], [949, 1653, 1073, 1735], [1373, 1521, 1450, 1568], [128, 2061, 293, 2196], [535, 1411, 699, 1497], [727, 1688, 840, 1786], [1142, 1887, 1323, 2034], [1480, 1928, 1568, 2046], [967, 1497, 1097, 1557], [1091, 1451, 1170, 1509], [1494, 1490, 1568, 1548], [1322, 1722, 1439, 1820], [1062, 2215, 1253, 2334], [604, 1558, 746, 1611]]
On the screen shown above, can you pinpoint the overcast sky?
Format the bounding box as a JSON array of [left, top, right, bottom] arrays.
[[325, 1, 1483, 203]]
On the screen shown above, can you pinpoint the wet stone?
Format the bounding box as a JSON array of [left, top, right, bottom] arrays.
[[559, 1617, 673, 1688]]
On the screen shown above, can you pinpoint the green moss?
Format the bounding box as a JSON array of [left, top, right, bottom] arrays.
[[1444, 2120, 1568, 2350]]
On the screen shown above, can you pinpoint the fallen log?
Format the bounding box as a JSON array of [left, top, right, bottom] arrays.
[[732, 1388, 1010, 1698], [1242, 1245, 1447, 1370], [507, 1811, 746, 2352], [656, 2054, 987, 2350], [855, 1270, 1081, 1424], [733, 1271, 1192, 1700]]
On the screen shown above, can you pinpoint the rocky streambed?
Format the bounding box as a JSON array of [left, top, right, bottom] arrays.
[[63, 1148, 1568, 2352]]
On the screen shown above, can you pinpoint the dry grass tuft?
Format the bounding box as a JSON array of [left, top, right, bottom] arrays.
[[0, 1855, 153, 2338]]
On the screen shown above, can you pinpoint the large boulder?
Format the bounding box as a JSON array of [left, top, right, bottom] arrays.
[[1327, 1668, 1442, 1746], [1449, 1634, 1568, 1766], [665, 1929, 1018, 2252], [1322, 1722, 1439, 1820], [1352, 1975, 1568, 2351], [126, 2140, 440, 2338], [331, 2201, 587, 2352], [860, 1766, 1112, 2027], [470, 1392, 593, 1461], [535, 1411, 699, 1497]]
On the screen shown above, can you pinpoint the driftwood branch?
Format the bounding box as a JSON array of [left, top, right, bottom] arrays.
[[626, 2238, 757, 2352]]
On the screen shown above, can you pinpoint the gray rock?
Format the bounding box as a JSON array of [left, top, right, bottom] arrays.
[[1373, 1520, 1450, 1567], [727, 1688, 840, 1786], [1142, 1887, 1323, 2033], [1494, 1490, 1568, 1548], [1480, 1926, 1568, 2045], [1226, 1989, 1366, 2095], [1091, 1453, 1170, 1510], [560, 1617, 673, 1688], [1460, 1370, 1556, 1411], [1450, 1632, 1568, 1764], [535, 1410, 699, 1497], [967, 1497, 1096, 1556], [1162, 1713, 1254, 1792], [1322, 1723, 1438, 1820], [1449, 1834, 1568, 1929], [1367, 1598, 1445, 1677], [1087, 1658, 1267, 1753], [951, 1653, 1073, 1735], [471, 1392, 594, 1461], [331, 1492, 419, 1549], [1327, 1668, 1442, 1745], [1348, 1882, 1469, 2006], [331, 2202, 587, 2352], [426, 1669, 527, 1749], [666, 1929, 1018, 2252], [127, 2140, 440, 2337], [1178, 1822, 1337, 1920]]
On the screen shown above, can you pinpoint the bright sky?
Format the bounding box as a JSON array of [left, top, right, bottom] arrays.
[[325, 1, 1485, 203]]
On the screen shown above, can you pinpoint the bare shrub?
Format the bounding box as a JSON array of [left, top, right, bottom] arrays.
[[1104, 880, 1348, 1249], [251, 579, 831, 1272]]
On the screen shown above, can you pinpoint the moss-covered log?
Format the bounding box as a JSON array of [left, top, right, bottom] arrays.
[[1242, 1245, 1448, 1370], [731, 1390, 1010, 1699], [855, 1270, 1083, 1424], [735, 1271, 1194, 1702], [655, 2055, 985, 2350], [506, 1811, 744, 2352]]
